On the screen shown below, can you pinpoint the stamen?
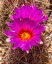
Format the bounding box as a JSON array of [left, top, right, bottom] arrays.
[[18, 29, 34, 41]]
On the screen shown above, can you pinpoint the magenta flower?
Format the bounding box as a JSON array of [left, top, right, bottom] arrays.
[[5, 4, 48, 52]]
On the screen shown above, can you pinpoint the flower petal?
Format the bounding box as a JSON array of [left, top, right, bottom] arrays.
[[33, 25, 45, 35], [22, 43, 31, 51], [5, 30, 15, 36], [6, 21, 21, 32], [20, 4, 32, 18]]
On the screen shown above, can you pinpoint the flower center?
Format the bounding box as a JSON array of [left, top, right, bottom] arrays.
[[21, 32, 31, 40], [18, 29, 33, 41]]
